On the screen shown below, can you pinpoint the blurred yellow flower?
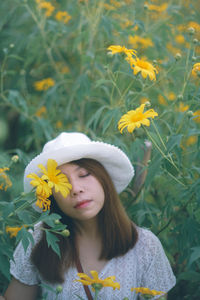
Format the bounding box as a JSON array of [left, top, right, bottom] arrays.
[[34, 78, 55, 91], [147, 3, 168, 12], [38, 159, 72, 197], [130, 58, 158, 81], [158, 94, 167, 106], [75, 270, 120, 291], [0, 167, 12, 191], [128, 35, 154, 49], [107, 45, 137, 57], [168, 92, 176, 101], [178, 102, 189, 112], [193, 110, 200, 123], [175, 34, 185, 44], [55, 11, 72, 24], [56, 120, 63, 128], [37, 1, 55, 17], [185, 135, 197, 147], [104, 3, 116, 10], [110, 0, 122, 8], [120, 19, 134, 29], [6, 226, 24, 238], [118, 104, 158, 133], [191, 63, 200, 77], [140, 97, 149, 104], [35, 106, 47, 117], [131, 287, 165, 296], [188, 21, 200, 37], [167, 43, 181, 55]]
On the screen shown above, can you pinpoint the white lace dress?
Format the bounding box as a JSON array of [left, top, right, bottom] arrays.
[[10, 225, 176, 300]]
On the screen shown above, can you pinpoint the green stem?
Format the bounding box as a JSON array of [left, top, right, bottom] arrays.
[[94, 289, 100, 300], [151, 120, 167, 151], [143, 127, 185, 186]]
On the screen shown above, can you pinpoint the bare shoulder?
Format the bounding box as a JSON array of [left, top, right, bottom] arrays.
[[4, 277, 39, 300]]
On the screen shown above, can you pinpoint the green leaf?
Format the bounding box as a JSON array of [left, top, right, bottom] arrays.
[[166, 134, 183, 152], [188, 246, 200, 266], [0, 253, 10, 280], [45, 230, 60, 258], [16, 227, 34, 252], [7, 90, 28, 114]]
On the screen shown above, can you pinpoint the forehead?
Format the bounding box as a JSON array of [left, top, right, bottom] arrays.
[[58, 162, 81, 173]]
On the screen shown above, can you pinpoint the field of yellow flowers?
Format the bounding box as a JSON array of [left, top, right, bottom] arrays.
[[0, 0, 200, 299]]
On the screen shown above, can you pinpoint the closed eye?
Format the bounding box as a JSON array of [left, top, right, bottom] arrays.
[[79, 172, 90, 178]]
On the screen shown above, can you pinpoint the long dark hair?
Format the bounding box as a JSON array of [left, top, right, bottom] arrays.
[[31, 158, 138, 283]]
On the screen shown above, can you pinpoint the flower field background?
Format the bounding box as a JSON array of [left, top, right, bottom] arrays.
[[0, 0, 200, 299]]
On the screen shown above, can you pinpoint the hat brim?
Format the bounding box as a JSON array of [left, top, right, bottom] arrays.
[[24, 141, 134, 194]]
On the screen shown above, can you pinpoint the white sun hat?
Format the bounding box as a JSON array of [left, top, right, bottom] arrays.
[[24, 132, 134, 194]]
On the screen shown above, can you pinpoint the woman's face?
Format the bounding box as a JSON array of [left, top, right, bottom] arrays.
[[53, 163, 105, 221]]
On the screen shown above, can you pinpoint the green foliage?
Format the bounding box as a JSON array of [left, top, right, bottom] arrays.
[[0, 0, 200, 299]]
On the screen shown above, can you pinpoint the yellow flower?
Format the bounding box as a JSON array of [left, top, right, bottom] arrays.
[[118, 104, 158, 133], [168, 92, 176, 101], [185, 136, 198, 147], [55, 120, 63, 129], [6, 226, 24, 238], [140, 97, 149, 104], [147, 3, 168, 13], [75, 270, 120, 291], [38, 159, 72, 197], [35, 106, 47, 117], [158, 94, 167, 106], [128, 35, 154, 49], [193, 110, 200, 123], [130, 58, 158, 81], [110, 0, 122, 8], [177, 102, 189, 112], [37, 1, 55, 17], [131, 287, 165, 296], [27, 173, 52, 198], [175, 34, 185, 44], [36, 194, 51, 211], [191, 63, 200, 77], [0, 167, 12, 191], [55, 11, 72, 24], [166, 43, 181, 55], [34, 78, 55, 91], [107, 45, 137, 57], [104, 3, 116, 10]]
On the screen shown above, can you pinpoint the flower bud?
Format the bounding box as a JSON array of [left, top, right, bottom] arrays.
[[177, 94, 183, 101], [11, 155, 19, 163], [56, 285, 63, 294], [54, 219, 60, 225], [186, 110, 194, 118], [193, 38, 198, 44], [144, 4, 148, 10], [61, 229, 70, 237], [175, 53, 181, 61], [9, 44, 15, 48], [144, 101, 151, 107], [192, 56, 197, 62], [188, 27, 195, 35]]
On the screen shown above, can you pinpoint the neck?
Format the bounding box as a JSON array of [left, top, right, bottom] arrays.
[[74, 217, 100, 239]]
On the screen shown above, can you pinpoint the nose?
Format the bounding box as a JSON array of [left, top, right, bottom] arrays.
[[70, 179, 84, 197]]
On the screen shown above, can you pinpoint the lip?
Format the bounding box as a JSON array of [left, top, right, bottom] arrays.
[[74, 200, 92, 209]]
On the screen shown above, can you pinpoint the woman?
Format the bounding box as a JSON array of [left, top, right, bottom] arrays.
[[3, 132, 176, 299]]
